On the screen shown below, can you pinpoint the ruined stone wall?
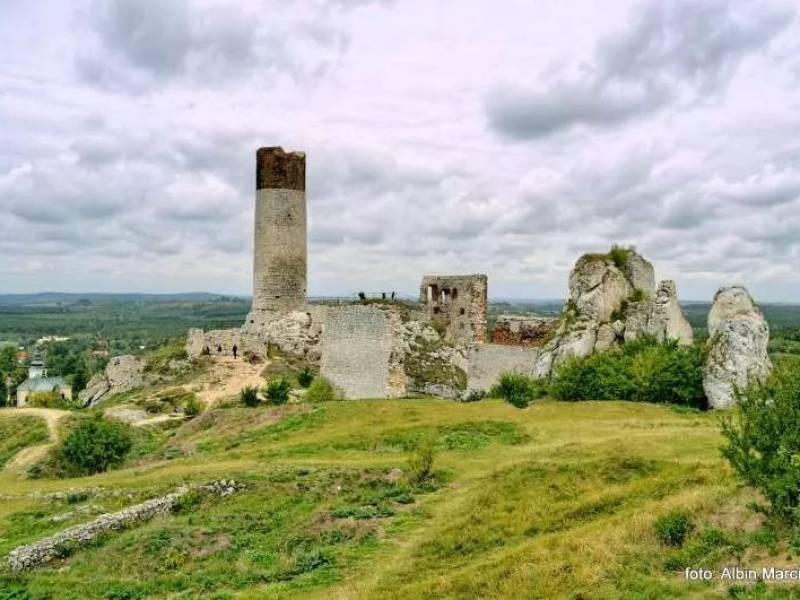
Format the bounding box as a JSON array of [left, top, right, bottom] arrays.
[[466, 344, 540, 393], [419, 275, 487, 346], [319, 305, 403, 399], [252, 147, 307, 314], [186, 328, 267, 359], [491, 315, 559, 347]]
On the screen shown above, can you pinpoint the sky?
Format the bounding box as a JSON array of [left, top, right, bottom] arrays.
[[1, 0, 799, 302]]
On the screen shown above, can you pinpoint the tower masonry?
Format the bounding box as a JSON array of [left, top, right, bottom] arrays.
[[252, 147, 307, 315]]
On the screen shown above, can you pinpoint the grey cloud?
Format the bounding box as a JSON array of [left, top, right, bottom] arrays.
[[486, 79, 666, 139], [487, 0, 793, 139], [75, 0, 374, 91]]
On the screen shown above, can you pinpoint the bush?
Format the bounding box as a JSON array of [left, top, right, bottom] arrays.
[[654, 511, 695, 546], [608, 244, 633, 270], [306, 377, 337, 403], [409, 435, 436, 484], [297, 367, 314, 388], [264, 378, 291, 405], [489, 373, 547, 408], [550, 337, 707, 408], [240, 386, 260, 407], [721, 361, 800, 521], [183, 394, 202, 417], [26, 390, 67, 409], [57, 416, 133, 476]]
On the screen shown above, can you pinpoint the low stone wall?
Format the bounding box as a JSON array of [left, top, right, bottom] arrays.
[[466, 344, 540, 393], [6, 480, 243, 572]]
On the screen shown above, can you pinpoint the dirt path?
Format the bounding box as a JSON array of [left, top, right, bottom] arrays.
[[2, 407, 70, 472], [184, 356, 265, 408]]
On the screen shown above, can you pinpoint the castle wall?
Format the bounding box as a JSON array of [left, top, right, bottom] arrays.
[[186, 328, 267, 359], [466, 343, 540, 393], [491, 315, 559, 347], [319, 305, 401, 399], [419, 274, 487, 346], [252, 147, 307, 314]]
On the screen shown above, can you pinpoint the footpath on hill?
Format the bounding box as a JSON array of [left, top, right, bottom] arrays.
[[181, 355, 266, 408], [2, 407, 70, 473]]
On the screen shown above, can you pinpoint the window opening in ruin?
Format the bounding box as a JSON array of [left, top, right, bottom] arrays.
[[460, 308, 466, 315], [427, 285, 436, 303]]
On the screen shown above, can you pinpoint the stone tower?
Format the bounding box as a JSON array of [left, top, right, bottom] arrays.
[[252, 147, 307, 315]]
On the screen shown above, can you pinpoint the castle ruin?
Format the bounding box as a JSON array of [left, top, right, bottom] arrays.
[[187, 146, 715, 401]]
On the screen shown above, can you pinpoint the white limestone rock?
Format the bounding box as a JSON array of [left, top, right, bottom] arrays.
[[568, 254, 632, 323], [703, 286, 771, 409], [623, 300, 652, 343], [647, 280, 693, 345], [621, 251, 656, 296], [78, 355, 146, 407]]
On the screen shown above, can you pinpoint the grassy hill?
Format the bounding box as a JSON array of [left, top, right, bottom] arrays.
[[1, 396, 789, 599]]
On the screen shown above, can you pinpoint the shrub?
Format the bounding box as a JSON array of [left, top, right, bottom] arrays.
[[296, 367, 314, 388], [26, 390, 66, 409], [264, 378, 291, 405], [183, 394, 202, 417], [608, 244, 633, 270], [489, 373, 547, 408], [409, 436, 436, 484], [240, 386, 260, 407], [629, 287, 646, 303], [550, 337, 707, 408], [721, 361, 800, 521], [57, 416, 133, 476], [306, 377, 337, 403], [654, 511, 695, 546]]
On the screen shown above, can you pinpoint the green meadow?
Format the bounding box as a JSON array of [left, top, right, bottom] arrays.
[[0, 397, 791, 599]]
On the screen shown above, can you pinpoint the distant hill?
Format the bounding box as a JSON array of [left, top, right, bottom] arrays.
[[0, 293, 247, 306]]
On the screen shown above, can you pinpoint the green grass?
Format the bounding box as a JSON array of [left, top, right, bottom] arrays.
[[0, 414, 49, 468], [0, 399, 796, 598]]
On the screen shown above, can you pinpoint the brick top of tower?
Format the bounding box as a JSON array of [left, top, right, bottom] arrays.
[[256, 147, 306, 191]]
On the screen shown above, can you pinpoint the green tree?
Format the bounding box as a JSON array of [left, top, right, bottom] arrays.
[[58, 416, 133, 476], [70, 360, 89, 395], [0, 374, 7, 407], [720, 360, 800, 521], [0, 346, 16, 373]]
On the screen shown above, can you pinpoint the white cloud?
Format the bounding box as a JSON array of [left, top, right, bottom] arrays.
[[0, 0, 798, 301]]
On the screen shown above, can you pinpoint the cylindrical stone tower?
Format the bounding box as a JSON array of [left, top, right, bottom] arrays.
[[252, 147, 307, 314]]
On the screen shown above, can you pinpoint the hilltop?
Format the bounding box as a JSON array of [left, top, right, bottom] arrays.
[[0, 351, 788, 598]]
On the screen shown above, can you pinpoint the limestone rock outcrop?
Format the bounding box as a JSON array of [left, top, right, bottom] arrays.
[[535, 248, 694, 375], [703, 286, 771, 409], [646, 280, 693, 345], [79, 355, 146, 407]]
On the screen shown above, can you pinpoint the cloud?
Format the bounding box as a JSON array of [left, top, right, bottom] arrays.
[[1, 0, 800, 299], [486, 0, 793, 139], [73, 0, 381, 91]]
